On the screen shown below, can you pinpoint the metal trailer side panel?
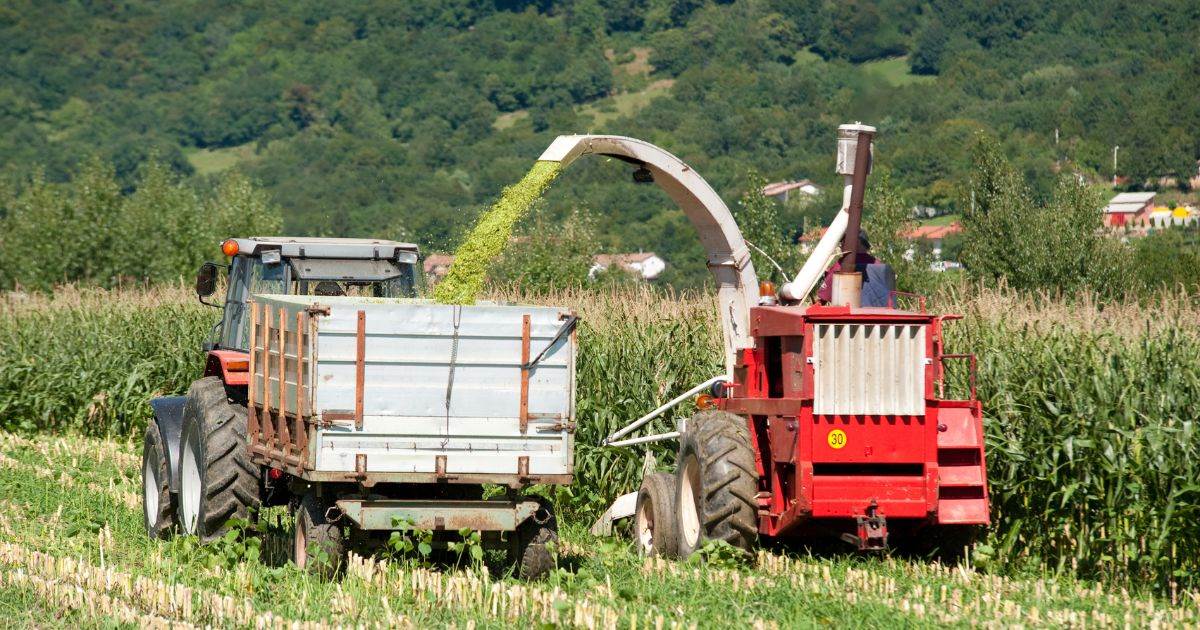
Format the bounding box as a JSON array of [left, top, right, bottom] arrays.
[[251, 295, 575, 482]]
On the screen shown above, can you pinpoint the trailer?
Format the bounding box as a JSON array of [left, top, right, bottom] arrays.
[[145, 238, 577, 578]]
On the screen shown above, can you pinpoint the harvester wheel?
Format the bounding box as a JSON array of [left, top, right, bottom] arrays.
[[515, 501, 558, 580], [675, 410, 758, 558], [177, 377, 260, 541], [292, 492, 345, 578], [141, 421, 176, 539], [634, 472, 680, 558]]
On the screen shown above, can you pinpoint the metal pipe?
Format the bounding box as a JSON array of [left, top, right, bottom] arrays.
[[606, 431, 681, 448], [602, 374, 726, 445], [778, 123, 875, 303], [839, 126, 875, 269]]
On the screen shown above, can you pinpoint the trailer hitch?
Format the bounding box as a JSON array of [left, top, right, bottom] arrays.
[[841, 500, 888, 551]]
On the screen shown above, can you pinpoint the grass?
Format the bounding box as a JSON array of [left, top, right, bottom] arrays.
[[859, 56, 935, 88], [0, 429, 1196, 627], [579, 79, 675, 128], [185, 142, 260, 176], [917, 213, 959, 227]]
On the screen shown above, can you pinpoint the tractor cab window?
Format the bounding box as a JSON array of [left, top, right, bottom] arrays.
[[218, 256, 288, 351], [288, 258, 417, 299]]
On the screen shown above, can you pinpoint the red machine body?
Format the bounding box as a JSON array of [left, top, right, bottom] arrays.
[[719, 302, 989, 546]]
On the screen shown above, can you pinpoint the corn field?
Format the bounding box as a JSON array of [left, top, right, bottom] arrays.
[[0, 283, 1198, 598]]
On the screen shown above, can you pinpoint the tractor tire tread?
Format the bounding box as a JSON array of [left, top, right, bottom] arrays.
[[184, 377, 260, 542], [677, 410, 758, 556]]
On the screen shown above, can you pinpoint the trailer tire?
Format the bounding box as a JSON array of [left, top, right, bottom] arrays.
[[515, 502, 558, 580], [676, 410, 758, 558], [293, 493, 345, 578], [141, 421, 176, 540], [634, 472, 680, 558], [177, 377, 260, 541]]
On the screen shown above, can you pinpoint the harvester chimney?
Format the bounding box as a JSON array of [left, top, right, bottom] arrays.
[[779, 122, 875, 304], [830, 123, 875, 307]]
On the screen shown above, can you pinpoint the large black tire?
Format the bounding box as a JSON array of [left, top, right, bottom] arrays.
[[141, 421, 176, 540], [634, 472, 680, 558], [292, 492, 345, 578], [515, 502, 558, 580], [675, 410, 758, 558], [177, 376, 260, 541]]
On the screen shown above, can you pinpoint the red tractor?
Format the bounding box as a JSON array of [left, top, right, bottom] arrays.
[[545, 127, 989, 558]]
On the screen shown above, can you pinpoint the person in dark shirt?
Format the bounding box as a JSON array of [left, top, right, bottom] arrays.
[[817, 230, 878, 304]]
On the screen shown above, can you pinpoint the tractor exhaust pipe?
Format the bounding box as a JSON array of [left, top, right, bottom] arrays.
[[779, 123, 875, 303]]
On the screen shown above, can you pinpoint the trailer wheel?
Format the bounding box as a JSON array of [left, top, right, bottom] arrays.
[[141, 421, 176, 539], [634, 472, 680, 558], [676, 410, 758, 558], [515, 502, 558, 580], [292, 493, 345, 578], [177, 377, 260, 541]]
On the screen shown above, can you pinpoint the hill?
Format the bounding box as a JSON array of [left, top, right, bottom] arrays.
[[1, 1, 1198, 287]]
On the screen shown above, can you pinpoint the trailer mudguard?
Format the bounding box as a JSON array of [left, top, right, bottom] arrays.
[[149, 396, 187, 492]]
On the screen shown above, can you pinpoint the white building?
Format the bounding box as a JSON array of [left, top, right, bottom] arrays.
[[590, 252, 666, 281], [762, 179, 822, 203]]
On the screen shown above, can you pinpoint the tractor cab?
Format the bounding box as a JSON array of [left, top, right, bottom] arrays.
[[193, 236, 420, 384]]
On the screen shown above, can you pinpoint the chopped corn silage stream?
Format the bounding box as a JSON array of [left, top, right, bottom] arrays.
[[434, 160, 562, 305], [0, 429, 1197, 627]]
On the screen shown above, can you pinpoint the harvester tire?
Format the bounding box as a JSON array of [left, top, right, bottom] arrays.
[[293, 492, 345, 578], [675, 410, 758, 558], [515, 501, 558, 580], [634, 472, 680, 558], [177, 377, 260, 541], [141, 421, 176, 539]]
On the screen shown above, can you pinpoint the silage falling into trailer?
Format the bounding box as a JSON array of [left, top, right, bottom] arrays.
[[434, 160, 563, 305]]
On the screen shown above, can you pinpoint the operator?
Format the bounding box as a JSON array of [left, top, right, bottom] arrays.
[[817, 229, 878, 305]]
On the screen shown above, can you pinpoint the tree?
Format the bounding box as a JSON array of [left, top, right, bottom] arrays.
[[734, 172, 804, 284], [959, 133, 1132, 294], [489, 207, 599, 293], [863, 171, 935, 294]]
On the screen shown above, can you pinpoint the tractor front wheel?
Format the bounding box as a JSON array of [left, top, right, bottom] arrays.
[[141, 421, 176, 539], [634, 472, 680, 558], [177, 377, 260, 541], [675, 410, 758, 558]]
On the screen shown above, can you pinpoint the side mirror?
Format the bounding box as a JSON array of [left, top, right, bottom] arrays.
[[195, 262, 219, 299]]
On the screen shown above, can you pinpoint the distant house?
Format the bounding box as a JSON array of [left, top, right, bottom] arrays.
[[763, 180, 822, 203], [904, 223, 963, 259], [423, 253, 454, 283], [1103, 192, 1156, 227], [590, 252, 666, 281]]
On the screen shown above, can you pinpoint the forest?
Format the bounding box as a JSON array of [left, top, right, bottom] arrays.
[[0, 0, 1198, 288]]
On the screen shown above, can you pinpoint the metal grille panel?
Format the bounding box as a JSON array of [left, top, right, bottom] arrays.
[[812, 323, 926, 415]]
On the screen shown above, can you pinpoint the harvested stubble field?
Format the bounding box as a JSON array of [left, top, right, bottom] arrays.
[[0, 430, 1196, 627], [1, 284, 1199, 626]]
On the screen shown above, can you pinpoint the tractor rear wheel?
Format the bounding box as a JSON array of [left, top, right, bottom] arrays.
[[141, 421, 176, 539], [292, 492, 345, 578], [634, 472, 680, 558], [177, 377, 260, 541], [675, 410, 758, 558]]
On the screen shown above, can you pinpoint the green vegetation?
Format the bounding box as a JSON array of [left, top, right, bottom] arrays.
[[2, 0, 1197, 289], [0, 161, 281, 291], [434, 161, 563, 304], [2, 284, 1198, 595], [1, 429, 1194, 625]]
